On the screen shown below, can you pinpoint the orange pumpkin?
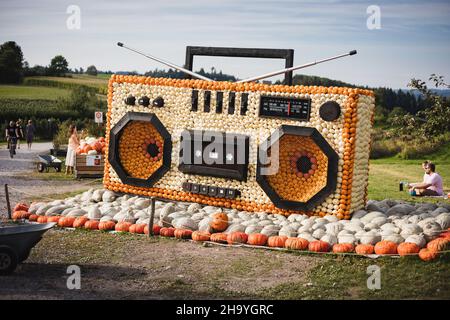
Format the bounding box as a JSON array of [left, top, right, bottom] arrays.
[[418, 248, 439, 262], [427, 238, 449, 253], [14, 202, 29, 212], [84, 220, 100, 230], [374, 241, 398, 255], [47, 216, 61, 223], [247, 233, 268, 246], [174, 228, 193, 239], [267, 236, 288, 248], [308, 240, 330, 252], [37, 216, 48, 223], [210, 212, 228, 232], [144, 224, 161, 235], [73, 216, 89, 228], [129, 224, 146, 234], [58, 217, 76, 228], [227, 232, 248, 244], [210, 233, 228, 243], [98, 221, 116, 231], [397, 242, 420, 256], [13, 210, 30, 220], [332, 243, 355, 253], [160, 227, 176, 237], [115, 221, 132, 232], [91, 141, 103, 153], [284, 237, 309, 250], [355, 244, 374, 255], [28, 214, 39, 222], [192, 231, 211, 242]]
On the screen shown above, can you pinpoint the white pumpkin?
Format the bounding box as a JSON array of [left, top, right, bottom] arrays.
[[257, 220, 274, 227], [359, 233, 381, 245], [102, 190, 116, 202], [87, 206, 102, 220], [404, 234, 427, 248], [400, 224, 422, 237], [338, 234, 357, 245], [279, 226, 297, 237], [198, 217, 213, 232], [66, 209, 87, 217], [312, 229, 327, 240], [422, 222, 442, 240], [298, 233, 316, 242], [172, 217, 198, 230], [382, 234, 405, 244], [245, 225, 263, 235], [436, 213, 450, 229], [92, 189, 104, 202], [321, 234, 338, 246], [187, 203, 202, 213], [100, 216, 113, 222], [225, 224, 246, 233]]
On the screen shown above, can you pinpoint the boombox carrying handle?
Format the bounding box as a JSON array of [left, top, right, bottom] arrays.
[[184, 46, 294, 85]]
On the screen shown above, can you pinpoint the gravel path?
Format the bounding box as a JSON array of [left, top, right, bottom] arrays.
[[0, 142, 101, 216]]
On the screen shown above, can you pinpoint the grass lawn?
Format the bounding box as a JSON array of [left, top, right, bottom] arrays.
[[0, 85, 70, 100]]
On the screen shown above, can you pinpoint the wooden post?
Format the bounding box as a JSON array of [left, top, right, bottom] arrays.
[[148, 197, 156, 237], [5, 184, 12, 219]]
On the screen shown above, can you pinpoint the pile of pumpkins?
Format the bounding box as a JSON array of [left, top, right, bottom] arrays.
[[12, 198, 450, 262], [75, 136, 106, 156]]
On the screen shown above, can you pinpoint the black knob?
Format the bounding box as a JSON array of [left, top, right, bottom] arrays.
[[153, 96, 164, 108], [319, 101, 341, 121], [138, 96, 150, 107], [124, 96, 136, 106]]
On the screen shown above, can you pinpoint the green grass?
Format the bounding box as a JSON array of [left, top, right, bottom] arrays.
[[0, 85, 70, 100]]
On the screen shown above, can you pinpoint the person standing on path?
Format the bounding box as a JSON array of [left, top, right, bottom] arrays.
[[65, 124, 80, 175], [25, 120, 36, 150], [16, 119, 24, 150]]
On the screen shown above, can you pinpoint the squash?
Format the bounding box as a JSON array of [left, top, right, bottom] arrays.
[[28, 214, 39, 222], [144, 224, 161, 235], [47, 216, 61, 223], [284, 237, 309, 250], [308, 240, 330, 252], [227, 232, 248, 244], [160, 227, 176, 237], [210, 233, 228, 243], [247, 233, 268, 246], [355, 244, 374, 255], [418, 248, 439, 262], [115, 221, 132, 232], [14, 202, 29, 212], [174, 229, 193, 239], [129, 224, 146, 234], [210, 212, 229, 232], [98, 221, 116, 231], [397, 242, 420, 256], [332, 243, 355, 253], [374, 240, 398, 255], [426, 238, 449, 252], [37, 216, 48, 224], [84, 220, 100, 230], [267, 236, 288, 248], [13, 210, 30, 220], [73, 216, 89, 228], [192, 231, 211, 242], [58, 217, 76, 228]]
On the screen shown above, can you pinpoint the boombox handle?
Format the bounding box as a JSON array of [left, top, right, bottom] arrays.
[[184, 46, 294, 85]]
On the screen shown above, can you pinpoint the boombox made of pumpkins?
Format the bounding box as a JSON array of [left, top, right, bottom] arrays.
[[103, 75, 374, 220]]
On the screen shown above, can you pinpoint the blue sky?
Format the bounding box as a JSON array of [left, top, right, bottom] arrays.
[[1, 0, 449, 88]]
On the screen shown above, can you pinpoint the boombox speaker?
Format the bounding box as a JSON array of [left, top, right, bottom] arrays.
[[104, 46, 374, 219]]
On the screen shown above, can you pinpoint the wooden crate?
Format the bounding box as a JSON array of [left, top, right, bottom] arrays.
[[75, 154, 104, 179]]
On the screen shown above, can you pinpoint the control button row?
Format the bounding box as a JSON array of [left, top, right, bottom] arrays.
[[124, 95, 164, 108], [182, 182, 241, 199]]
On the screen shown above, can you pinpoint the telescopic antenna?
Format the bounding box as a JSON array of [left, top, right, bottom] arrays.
[[117, 42, 213, 81], [236, 50, 357, 83]]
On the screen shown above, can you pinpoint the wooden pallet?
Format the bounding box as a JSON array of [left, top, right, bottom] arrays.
[[75, 154, 104, 179]]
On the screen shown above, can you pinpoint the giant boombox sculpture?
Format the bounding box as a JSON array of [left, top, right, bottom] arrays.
[[104, 44, 374, 219]]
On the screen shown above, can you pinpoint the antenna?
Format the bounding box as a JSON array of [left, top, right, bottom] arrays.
[[117, 42, 213, 81], [236, 50, 357, 83]]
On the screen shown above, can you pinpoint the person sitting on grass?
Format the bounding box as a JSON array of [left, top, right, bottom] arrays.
[[408, 163, 444, 196]]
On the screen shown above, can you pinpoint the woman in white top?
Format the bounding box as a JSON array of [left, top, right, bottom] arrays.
[[65, 124, 80, 175]]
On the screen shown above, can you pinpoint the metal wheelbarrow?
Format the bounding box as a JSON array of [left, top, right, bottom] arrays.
[[37, 155, 62, 173], [0, 222, 56, 275]]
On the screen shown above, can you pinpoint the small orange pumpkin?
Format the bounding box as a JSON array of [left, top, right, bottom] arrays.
[[160, 227, 176, 237], [98, 221, 116, 231], [355, 244, 374, 255], [47, 216, 61, 223], [332, 243, 355, 254], [84, 220, 100, 230], [14, 202, 29, 212], [247, 233, 268, 246], [418, 248, 439, 262], [267, 236, 288, 248], [174, 228, 193, 239], [427, 238, 449, 253], [73, 216, 89, 228], [192, 231, 211, 242], [210, 212, 228, 232], [115, 222, 132, 232], [210, 233, 228, 243], [397, 242, 420, 256], [37, 216, 48, 224], [13, 210, 30, 220], [227, 232, 248, 244], [58, 217, 76, 228], [284, 237, 309, 250], [144, 224, 161, 235], [374, 241, 398, 255], [129, 224, 146, 234], [308, 240, 330, 252], [28, 214, 39, 222]]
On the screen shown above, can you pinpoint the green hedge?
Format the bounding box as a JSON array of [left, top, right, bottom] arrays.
[[0, 98, 79, 121]]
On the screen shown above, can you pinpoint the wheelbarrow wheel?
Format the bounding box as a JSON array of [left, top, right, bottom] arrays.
[[37, 163, 45, 173], [0, 246, 18, 276]]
